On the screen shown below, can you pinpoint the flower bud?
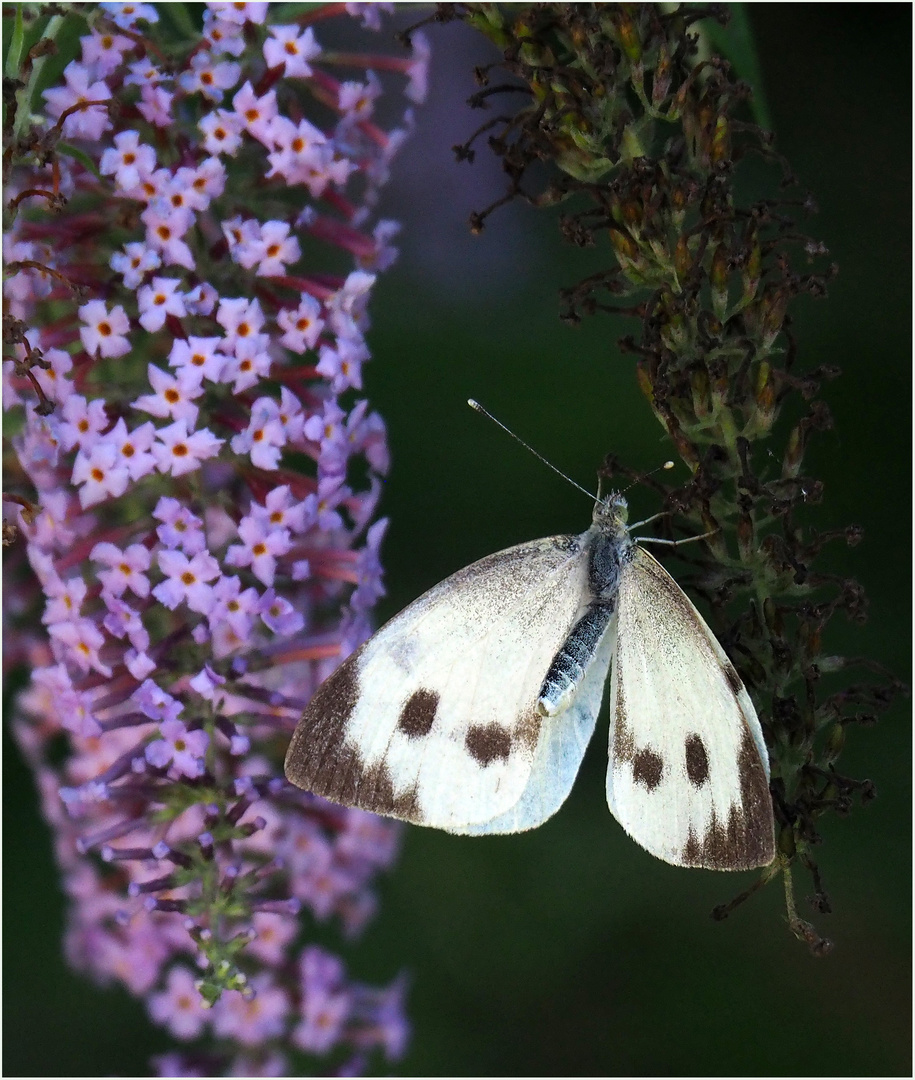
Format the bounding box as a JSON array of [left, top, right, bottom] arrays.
[[609, 227, 648, 283], [783, 423, 805, 478], [674, 234, 692, 284], [660, 309, 689, 352], [636, 362, 655, 405], [798, 620, 822, 662], [653, 44, 672, 107], [609, 226, 639, 262], [671, 184, 687, 218], [711, 115, 730, 164], [615, 12, 642, 62], [710, 245, 730, 320], [761, 288, 788, 349], [621, 199, 643, 235], [763, 597, 784, 638], [737, 510, 755, 562], [690, 367, 711, 419], [754, 360, 776, 430], [824, 723, 845, 763], [741, 235, 761, 304]]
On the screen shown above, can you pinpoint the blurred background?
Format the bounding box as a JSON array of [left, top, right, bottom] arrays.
[[5, 5, 911, 1075]]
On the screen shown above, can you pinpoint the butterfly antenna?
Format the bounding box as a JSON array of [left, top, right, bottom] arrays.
[[468, 399, 598, 501], [620, 459, 675, 496]]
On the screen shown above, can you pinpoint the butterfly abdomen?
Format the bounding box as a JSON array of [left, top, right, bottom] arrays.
[[537, 601, 616, 717]]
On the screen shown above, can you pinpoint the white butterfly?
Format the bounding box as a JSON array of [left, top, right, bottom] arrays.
[[285, 476, 775, 871]]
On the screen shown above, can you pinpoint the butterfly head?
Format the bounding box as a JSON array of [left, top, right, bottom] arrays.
[[592, 492, 629, 537]]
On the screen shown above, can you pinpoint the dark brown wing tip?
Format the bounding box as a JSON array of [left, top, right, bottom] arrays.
[[680, 730, 775, 871], [283, 654, 361, 793], [283, 654, 424, 823], [681, 816, 775, 871]]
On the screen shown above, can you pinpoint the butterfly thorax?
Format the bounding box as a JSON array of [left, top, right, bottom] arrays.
[[586, 494, 632, 602], [591, 492, 629, 533], [537, 496, 628, 717]]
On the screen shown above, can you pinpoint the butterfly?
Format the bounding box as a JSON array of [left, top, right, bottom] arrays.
[[285, 452, 775, 872]]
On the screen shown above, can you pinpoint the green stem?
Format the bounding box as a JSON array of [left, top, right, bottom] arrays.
[[11, 12, 66, 142]]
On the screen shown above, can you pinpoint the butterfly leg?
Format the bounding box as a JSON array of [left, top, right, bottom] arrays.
[[537, 601, 616, 717], [635, 527, 718, 548]]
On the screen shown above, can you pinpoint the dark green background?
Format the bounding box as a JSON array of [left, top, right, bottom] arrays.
[[5, 5, 911, 1076]]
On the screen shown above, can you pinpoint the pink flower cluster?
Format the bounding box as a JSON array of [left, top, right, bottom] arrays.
[[4, 2, 427, 1075]]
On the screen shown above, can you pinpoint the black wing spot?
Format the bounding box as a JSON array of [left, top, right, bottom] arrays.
[[685, 733, 710, 787], [466, 723, 512, 766], [632, 747, 664, 790], [398, 688, 439, 738]]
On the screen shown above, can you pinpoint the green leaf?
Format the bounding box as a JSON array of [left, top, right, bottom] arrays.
[[57, 141, 101, 179], [4, 3, 27, 80]]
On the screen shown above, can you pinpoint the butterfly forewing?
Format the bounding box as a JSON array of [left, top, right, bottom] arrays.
[[606, 546, 775, 870], [285, 534, 597, 831]]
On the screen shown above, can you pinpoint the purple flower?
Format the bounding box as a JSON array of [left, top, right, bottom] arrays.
[[42, 62, 112, 139], [152, 420, 224, 477], [247, 911, 298, 966], [133, 365, 205, 427], [221, 335, 274, 393], [133, 679, 183, 724], [145, 719, 209, 778], [91, 541, 153, 599], [293, 981, 351, 1054], [137, 276, 188, 331], [293, 945, 350, 1053], [317, 336, 369, 394], [303, 474, 351, 533], [78, 299, 132, 358], [263, 25, 321, 78], [277, 293, 324, 352], [59, 395, 109, 452], [148, 965, 211, 1040], [258, 589, 305, 636], [100, 2, 159, 30], [99, 130, 158, 190], [178, 51, 242, 103], [138, 84, 175, 127], [199, 107, 246, 156], [212, 974, 289, 1046], [188, 663, 226, 702], [225, 514, 291, 587], [168, 336, 225, 385], [71, 440, 131, 508], [153, 549, 221, 613], [106, 418, 158, 483], [48, 617, 111, 677], [208, 574, 260, 639], [42, 573, 88, 626], [154, 497, 208, 555], [231, 398, 288, 470], [110, 242, 162, 289], [7, 3, 425, 1074]]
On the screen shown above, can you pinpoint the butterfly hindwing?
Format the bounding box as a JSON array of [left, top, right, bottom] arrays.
[[606, 546, 774, 870], [285, 534, 599, 832], [454, 615, 615, 835]]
